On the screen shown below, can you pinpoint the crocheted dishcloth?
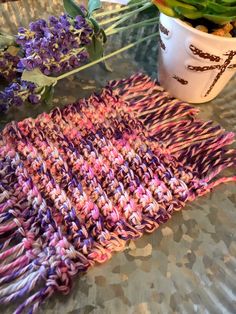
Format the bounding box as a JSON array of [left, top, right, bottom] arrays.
[[0, 73, 235, 314]]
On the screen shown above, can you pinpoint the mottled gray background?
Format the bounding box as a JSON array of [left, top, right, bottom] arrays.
[[0, 1, 236, 313]]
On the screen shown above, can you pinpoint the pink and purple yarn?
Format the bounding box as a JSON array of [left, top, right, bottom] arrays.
[[0, 73, 235, 313]]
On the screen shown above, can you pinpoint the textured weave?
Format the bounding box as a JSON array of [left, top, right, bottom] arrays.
[[0, 73, 235, 314]]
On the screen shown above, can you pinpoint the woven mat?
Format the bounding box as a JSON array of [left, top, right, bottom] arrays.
[[0, 73, 235, 314]]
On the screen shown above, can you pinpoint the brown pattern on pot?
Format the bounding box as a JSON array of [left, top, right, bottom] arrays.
[[159, 22, 170, 37], [189, 44, 221, 62], [205, 50, 236, 96], [173, 75, 188, 85], [228, 64, 236, 69], [187, 45, 236, 97], [188, 65, 221, 71], [159, 36, 166, 51], [158, 13, 236, 103]]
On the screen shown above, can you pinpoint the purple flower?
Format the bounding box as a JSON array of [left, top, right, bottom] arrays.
[[59, 14, 71, 28], [78, 50, 89, 61], [19, 58, 36, 71], [49, 16, 58, 26], [34, 56, 43, 65], [4, 87, 14, 98], [69, 55, 80, 67], [12, 96, 24, 106], [24, 82, 37, 92], [43, 29, 53, 40], [74, 15, 87, 28], [29, 19, 47, 32], [16, 12, 93, 76], [28, 94, 41, 104], [0, 92, 6, 102], [0, 80, 39, 112], [0, 103, 8, 112], [80, 5, 88, 17], [0, 51, 20, 81], [16, 27, 35, 45], [0, 59, 6, 67], [10, 83, 21, 91]]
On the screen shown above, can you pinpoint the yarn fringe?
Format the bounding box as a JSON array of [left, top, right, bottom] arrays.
[[109, 73, 236, 189], [0, 73, 235, 313]]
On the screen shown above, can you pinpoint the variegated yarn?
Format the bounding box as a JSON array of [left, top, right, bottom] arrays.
[[0, 73, 235, 313]]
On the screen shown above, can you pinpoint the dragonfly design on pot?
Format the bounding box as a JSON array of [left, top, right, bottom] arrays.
[[187, 44, 236, 97]]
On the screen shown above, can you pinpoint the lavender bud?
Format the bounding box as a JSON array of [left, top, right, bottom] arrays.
[[28, 94, 41, 104]]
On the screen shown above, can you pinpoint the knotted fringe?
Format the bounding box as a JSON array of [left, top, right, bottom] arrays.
[[0, 73, 235, 313]]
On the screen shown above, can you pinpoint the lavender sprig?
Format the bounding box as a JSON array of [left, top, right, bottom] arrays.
[[0, 0, 157, 113], [16, 14, 93, 76], [0, 81, 41, 112], [0, 10, 94, 113]]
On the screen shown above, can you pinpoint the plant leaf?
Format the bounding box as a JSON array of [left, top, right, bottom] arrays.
[[6, 46, 20, 56], [128, 0, 142, 4], [101, 58, 113, 72], [174, 6, 202, 19], [100, 28, 107, 43], [86, 35, 104, 61], [63, 0, 85, 18], [203, 13, 236, 24], [89, 17, 100, 33], [22, 68, 57, 87], [88, 0, 101, 15], [0, 33, 16, 49], [42, 85, 55, 105]]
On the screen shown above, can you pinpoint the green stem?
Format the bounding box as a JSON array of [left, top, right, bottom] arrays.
[[56, 32, 158, 81], [99, 2, 152, 27], [99, 13, 128, 26], [105, 17, 159, 36], [94, 0, 148, 18], [105, 2, 152, 32]]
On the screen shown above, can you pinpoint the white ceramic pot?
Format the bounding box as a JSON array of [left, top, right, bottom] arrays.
[[158, 13, 236, 103]]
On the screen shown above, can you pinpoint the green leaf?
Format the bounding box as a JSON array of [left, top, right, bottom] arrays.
[[152, 2, 175, 17], [0, 33, 16, 49], [22, 68, 57, 87], [203, 13, 236, 24], [42, 85, 55, 105], [89, 17, 100, 33], [100, 28, 107, 43], [166, 0, 196, 11], [208, 2, 236, 13], [63, 0, 86, 18], [101, 58, 113, 72], [174, 6, 202, 19], [88, 0, 101, 14], [6, 46, 19, 56], [128, 0, 143, 4], [86, 34, 104, 61]]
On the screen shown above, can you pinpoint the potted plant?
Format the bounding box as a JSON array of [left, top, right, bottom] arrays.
[[153, 0, 236, 103]]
